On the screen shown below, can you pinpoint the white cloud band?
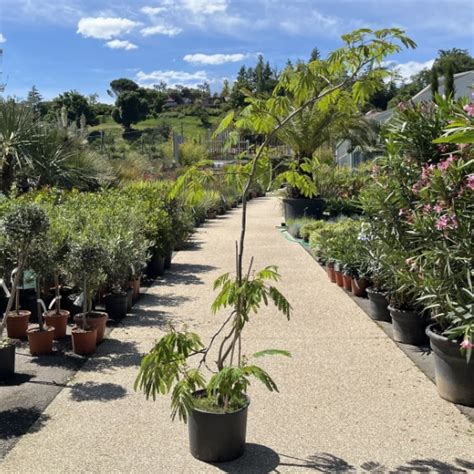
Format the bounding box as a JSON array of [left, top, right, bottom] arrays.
[[183, 53, 247, 65], [77, 17, 138, 40]]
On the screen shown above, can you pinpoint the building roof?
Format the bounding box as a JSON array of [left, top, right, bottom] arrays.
[[411, 70, 474, 103]]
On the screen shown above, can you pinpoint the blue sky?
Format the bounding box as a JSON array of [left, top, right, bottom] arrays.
[[1, 0, 473, 103]]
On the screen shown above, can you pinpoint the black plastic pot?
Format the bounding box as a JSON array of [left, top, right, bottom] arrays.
[[126, 288, 133, 312], [282, 198, 326, 221], [366, 289, 391, 322], [104, 292, 128, 320], [147, 254, 165, 278], [0, 342, 16, 380], [388, 306, 428, 345], [426, 325, 474, 406], [188, 390, 249, 463]]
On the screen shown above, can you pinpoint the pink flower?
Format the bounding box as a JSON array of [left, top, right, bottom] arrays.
[[460, 339, 474, 350], [466, 174, 474, 191], [436, 214, 458, 231], [437, 155, 456, 172], [412, 183, 421, 194], [463, 103, 474, 117], [371, 165, 380, 176], [421, 164, 434, 181], [422, 204, 432, 214], [434, 203, 443, 213], [399, 208, 406, 217]]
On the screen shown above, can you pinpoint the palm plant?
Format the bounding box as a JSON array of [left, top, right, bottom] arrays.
[[0, 100, 36, 195]]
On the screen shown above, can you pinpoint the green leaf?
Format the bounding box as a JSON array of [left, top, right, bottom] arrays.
[[253, 349, 291, 358]]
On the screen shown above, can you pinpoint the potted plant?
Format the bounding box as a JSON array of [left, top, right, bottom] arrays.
[[2, 204, 49, 339], [135, 266, 291, 462], [103, 236, 133, 320], [67, 241, 108, 354], [26, 240, 56, 355], [41, 211, 71, 340], [135, 27, 415, 461]]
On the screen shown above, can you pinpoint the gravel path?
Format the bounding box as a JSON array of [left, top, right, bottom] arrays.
[[1, 197, 473, 473]]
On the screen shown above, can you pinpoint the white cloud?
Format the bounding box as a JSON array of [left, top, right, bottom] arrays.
[[136, 69, 209, 87], [77, 17, 139, 40], [140, 6, 167, 16], [105, 39, 138, 51], [0, 33, 6, 43], [384, 59, 435, 82], [184, 53, 248, 65], [181, 0, 229, 15], [140, 25, 182, 37]]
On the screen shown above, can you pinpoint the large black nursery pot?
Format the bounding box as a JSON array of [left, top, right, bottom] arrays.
[[366, 288, 391, 322], [188, 390, 249, 463], [147, 254, 165, 278], [282, 198, 326, 221], [0, 341, 16, 380], [388, 306, 428, 345], [426, 325, 474, 407], [164, 250, 172, 270], [104, 292, 128, 320]]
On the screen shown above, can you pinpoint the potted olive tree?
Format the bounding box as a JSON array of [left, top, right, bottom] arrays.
[[67, 241, 108, 354], [0, 204, 49, 373], [134, 28, 416, 462], [26, 240, 56, 355], [1, 204, 50, 339], [41, 206, 71, 340], [103, 235, 136, 320]]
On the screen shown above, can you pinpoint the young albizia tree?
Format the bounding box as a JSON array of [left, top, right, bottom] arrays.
[[136, 28, 416, 421]]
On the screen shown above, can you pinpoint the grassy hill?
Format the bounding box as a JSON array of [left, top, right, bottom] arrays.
[[90, 110, 224, 143]]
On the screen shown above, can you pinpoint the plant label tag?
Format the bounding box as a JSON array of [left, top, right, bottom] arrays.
[[74, 293, 84, 307], [19, 269, 36, 290]]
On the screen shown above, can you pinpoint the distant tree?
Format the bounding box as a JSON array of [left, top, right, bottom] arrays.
[[197, 82, 211, 98], [112, 91, 149, 132], [444, 62, 455, 98], [430, 68, 439, 98], [434, 48, 474, 74], [230, 66, 252, 108], [27, 85, 43, 110], [51, 90, 97, 126], [310, 47, 321, 62], [153, 81, 168, 93], [109, 78, 139, 97], [221, 79, 230, 100], [146, 89, 167, 115]]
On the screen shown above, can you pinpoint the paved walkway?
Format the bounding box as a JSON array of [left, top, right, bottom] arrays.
[[1, 197, 473, 473]]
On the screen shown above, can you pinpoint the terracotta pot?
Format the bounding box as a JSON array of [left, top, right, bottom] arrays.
[[342, 273, 352, 291], [207, 210, 217, 219], [27, 327, 55, 355], [6, 310, 31, 339], [250, 190, 258, 199], [71, 326, 97, 355], [351, 277, 369, 297], [132, 277, 141, 300], [327, 265, 336, 283], [335, 271, 344, 287], [43, 309, 70, 340], [74, 312, 108, 343]]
